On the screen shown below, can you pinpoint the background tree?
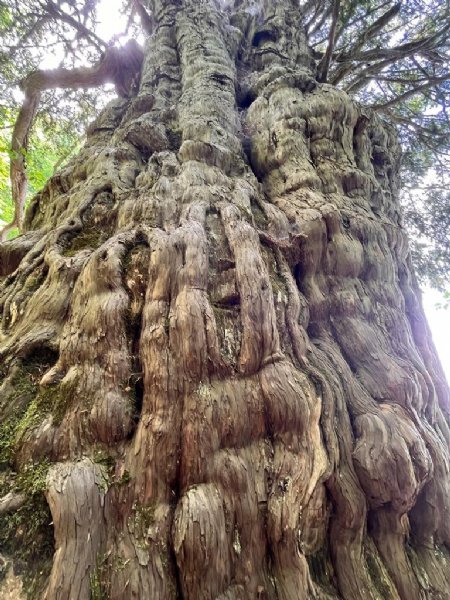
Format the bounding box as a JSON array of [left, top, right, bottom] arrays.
[[0, 0, 147, 238], [0, 1, 449, 599]]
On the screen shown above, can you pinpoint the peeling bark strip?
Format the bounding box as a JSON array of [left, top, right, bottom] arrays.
[[0, 1, 450, 599]]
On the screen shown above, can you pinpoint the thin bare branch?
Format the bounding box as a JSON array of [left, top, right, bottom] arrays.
[[371, 73, 450, 111], [339, 23, 450, 64], [335, 2, 401, 62], [308, 3, 333, 37], [317, 0, 340, 83], [44, 0, 107, 51]]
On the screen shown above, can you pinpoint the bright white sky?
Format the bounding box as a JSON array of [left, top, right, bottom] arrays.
[[95, 0, 448, 383], [422, 289, 450, 380], [97, 0, 132, 43]]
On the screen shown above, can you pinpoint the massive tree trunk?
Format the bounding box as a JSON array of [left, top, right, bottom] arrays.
[[0, 1, 449, 598]]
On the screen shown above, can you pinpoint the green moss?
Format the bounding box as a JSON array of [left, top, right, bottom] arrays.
[[251, 199, 268, 230], [89, 551, 113, 600], [0, 359, 57, 597], [0, 415, 21, 468], [92, 449, 133, 489], [270, 271, 288, 295], [0, 369, 38, 468], [22, 558, 53, 600], [89, 566, 108, 600], [23, 267, 47, 295], [0, 350, 61, 467], [90, 549, 138, 599], [163, 315, 170, 334], [118, 470, 131, 485], [62, 226, 109, 257], [128, 502, 156, 542], [14, 386, 55, 440], [1, 371, 77, 470], [93, 448, 115, 474], [16, 378, 79, 440], [138, 505, 155, 531], [14, 398, 48, 442], [365, 544, 395, 598], [0, 461, 53, 599], [260, 245, 287, 296], [37, 381, 75, 425], [405, 543, 431, 591], [16, 460, 49, 495], [166, 125, 182, 151], [306, 545, 338, 595]]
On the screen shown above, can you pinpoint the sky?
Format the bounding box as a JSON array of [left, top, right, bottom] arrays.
[[422, 289, 450, 380], [97, 0, 133, 42]]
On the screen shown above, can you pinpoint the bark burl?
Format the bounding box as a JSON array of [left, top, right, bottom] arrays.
[[0, 1, 449, 599]]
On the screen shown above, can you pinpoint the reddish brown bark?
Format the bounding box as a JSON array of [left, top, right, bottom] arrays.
[[0, 1, 449, 599]]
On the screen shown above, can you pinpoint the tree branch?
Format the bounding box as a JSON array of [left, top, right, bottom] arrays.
[[339, 23, 450, 64], [0, 492, 26, 515], [44, 0, 107, 51], [317, 0, 340, 83], [133, 0, 154, 34], [335, 3, 401, 63], [3, 90, 41, 241], [371, 72, 450, 111], [331, 14, 450, 88], [307, 3, 333, 37], [342, 56, 408, 93], [0, 41, 144, 242]]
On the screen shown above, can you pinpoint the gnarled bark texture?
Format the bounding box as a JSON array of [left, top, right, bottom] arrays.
[[0, 1, 449, 599]]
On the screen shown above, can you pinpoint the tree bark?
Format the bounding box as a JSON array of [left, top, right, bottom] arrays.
[[0, 1, 449, 599]]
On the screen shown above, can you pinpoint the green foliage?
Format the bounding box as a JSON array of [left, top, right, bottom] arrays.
[[27, 122, 79, 196], [435, 290, 450, 310], [0, 107, 81, 235], [0, 0, 117, 235], [402, 172, 450, 292], [0, 112, 14, 231]]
